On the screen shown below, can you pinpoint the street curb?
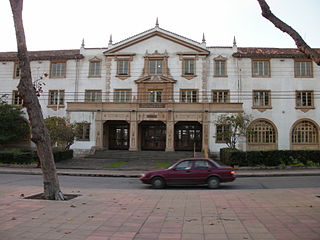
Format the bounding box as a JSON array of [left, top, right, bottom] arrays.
[[1, 170, 320, 178]]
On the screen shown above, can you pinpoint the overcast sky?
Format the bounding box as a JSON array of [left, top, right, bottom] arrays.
[[0, 0, 319, 51]]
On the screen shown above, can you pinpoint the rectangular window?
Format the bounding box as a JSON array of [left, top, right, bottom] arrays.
[[296, 91, 313, 107], [295, 60, 313, 77], [180, 89, 198, 103], [50, 61, 66, 78], [89, 61, 101, 77], [183, 59, 195, 76], [253, 90, 271, 108], [12, 90, 23, 106], [214, 60, 227, 77], [212, 90, 230, 103], [114, 89, 132, 103], [85, 90, 102, 102], [117, 60, 129, 76], [76, 123, 90, 141], [252, 60, 270, 77], [13, 62, 21, 78], [149, 60, 163, 74], [216, 124, 231, 143], [48, 90, 65, 106], [148, 90, 162, 103]]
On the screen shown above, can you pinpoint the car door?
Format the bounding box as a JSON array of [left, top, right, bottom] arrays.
[[165, 160, 194, 185], [191, 160, 215, 184]]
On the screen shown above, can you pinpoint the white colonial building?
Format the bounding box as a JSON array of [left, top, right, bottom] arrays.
[[1, 23, 319, 155]]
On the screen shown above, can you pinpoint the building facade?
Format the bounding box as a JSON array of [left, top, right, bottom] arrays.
[[1, 24, 319, 155]]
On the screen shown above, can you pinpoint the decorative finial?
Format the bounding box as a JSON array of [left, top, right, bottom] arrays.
[[109, 34, 113, 45], [81, 38, 85, 48], [155, 17, 159, 27], [232, 36, 237, 52], [202, 33, 206, 44]]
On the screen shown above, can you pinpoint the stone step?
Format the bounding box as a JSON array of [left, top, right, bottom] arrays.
[[88, 150, 202, 161]]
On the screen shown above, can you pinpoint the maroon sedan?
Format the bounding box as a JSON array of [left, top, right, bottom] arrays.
[[140, 158, 235, 189]]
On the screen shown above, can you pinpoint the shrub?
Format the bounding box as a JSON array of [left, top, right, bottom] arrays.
[[0, 149, 73, 164], [220, 149, 320, 167]]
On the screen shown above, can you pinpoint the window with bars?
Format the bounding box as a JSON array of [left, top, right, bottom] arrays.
[[76, 123, 90, 141], [85, 90, 102, 102], [114, 89, 132, 103], [50, 61, 66, 78], [89, 60, 101, 77], [117, 60, 129, 76], [252, 60, 270, 77], [253, 90, 271, 108], [295, 60, 313, 77], [182, 59, 195, 76], [247, 120, 276, 144], [180, 89, 198, 103], [292, 121, 318, 144], [48, 90, 65, 106], [212, 90, 229, 103], [13, 62, 21, 78], [12, 90, 23, 106], [296, 91, 313, 108], [214, 60, 227, 77], [216, 124, 231, 143]]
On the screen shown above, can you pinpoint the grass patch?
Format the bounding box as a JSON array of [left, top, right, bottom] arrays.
[[104, 161, 127, 169], [155, 161, 172, 169]]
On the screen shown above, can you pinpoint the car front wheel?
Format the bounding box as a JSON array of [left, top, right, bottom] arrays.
[[207, 176, 220, 189], [151, 177, 166, 189]]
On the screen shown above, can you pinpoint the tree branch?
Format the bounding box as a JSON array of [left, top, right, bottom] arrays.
[[257, 0, 320, 65]]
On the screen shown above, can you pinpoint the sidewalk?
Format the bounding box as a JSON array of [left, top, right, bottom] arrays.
[[0, 183, 320, 240], [1, 165, 320, 178]]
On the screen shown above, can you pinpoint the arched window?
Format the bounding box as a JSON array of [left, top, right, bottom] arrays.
[[248, 120, 276, 144], [292, 121, 318, 144]]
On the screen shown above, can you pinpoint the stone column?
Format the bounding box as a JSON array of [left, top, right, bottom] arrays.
[[165, 111, 174, 152], [129, 112, 138, 151], [202, 112, 210, 154], [95, 112, 104, 150]]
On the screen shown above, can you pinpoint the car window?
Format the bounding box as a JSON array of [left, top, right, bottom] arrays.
[[208, 159, 221, 168], [193, 160, 212, 169], [175, 160, 193, 170]]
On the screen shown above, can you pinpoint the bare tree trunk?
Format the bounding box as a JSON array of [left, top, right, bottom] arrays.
[[9, 0, 64, 200], [257, 0, 320, 65]]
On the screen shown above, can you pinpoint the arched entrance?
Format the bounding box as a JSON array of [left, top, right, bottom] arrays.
[[104, 120, 130, 150], [174, 121, 202, 151], [140, 121, 166, 150]]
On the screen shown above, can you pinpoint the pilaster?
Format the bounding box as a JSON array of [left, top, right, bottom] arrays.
[[129, 112, 138, 151]]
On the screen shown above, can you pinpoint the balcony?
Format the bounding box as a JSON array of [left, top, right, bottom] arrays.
[[66, 91, 243, 113]]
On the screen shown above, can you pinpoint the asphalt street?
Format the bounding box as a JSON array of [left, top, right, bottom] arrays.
[[1, 173, 320, 190]]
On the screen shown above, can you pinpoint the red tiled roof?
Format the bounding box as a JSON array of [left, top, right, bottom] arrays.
[[233, 47, 320, 58], [0, 49, 83, 61]]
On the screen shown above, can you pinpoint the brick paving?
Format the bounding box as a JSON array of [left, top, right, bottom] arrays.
[[0, 185, 319, 240]]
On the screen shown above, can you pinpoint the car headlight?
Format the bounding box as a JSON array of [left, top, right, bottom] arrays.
[[141, 173, 145, 178]]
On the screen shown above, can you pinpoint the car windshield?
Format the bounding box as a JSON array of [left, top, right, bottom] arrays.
[[207, 159, 222, 168]]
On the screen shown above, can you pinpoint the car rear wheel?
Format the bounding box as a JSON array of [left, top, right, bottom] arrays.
[[207, 176, 220, 189], [151, 177, 166, 189]]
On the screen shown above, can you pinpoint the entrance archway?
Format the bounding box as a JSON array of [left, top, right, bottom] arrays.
[[139, 121, 166, 150], [104, 121, 130, 150], [174, 121, 202, 151]]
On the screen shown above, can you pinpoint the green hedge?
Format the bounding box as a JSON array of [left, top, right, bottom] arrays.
[[220, 148, 320, 167], [0, 149, 73, 164]]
